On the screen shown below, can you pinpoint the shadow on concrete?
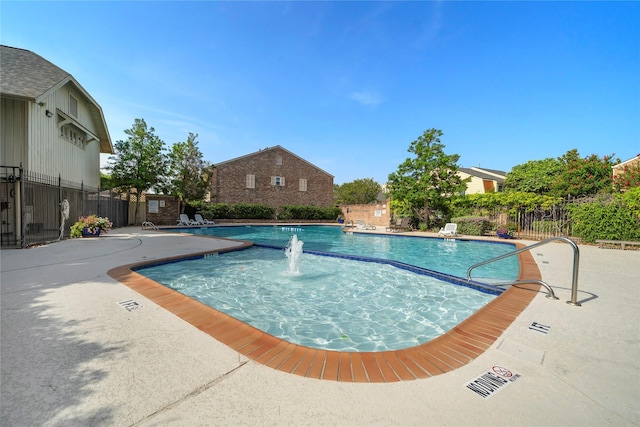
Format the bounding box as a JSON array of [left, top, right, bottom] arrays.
[[1, 280, 124, 426]]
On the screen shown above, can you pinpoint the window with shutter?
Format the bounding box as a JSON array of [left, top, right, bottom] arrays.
[[246, 174, 255, 189], [271, 176, 285, 186]]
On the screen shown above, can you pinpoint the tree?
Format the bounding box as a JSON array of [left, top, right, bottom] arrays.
[[334, 178, 381, 204], [107, 118, 167, 224], [387, 129, 467, 228], [504, 158, 564, 194], [550, 149, 617, 198], [100, 172, 116, 191], [163, 132, 215, 212]]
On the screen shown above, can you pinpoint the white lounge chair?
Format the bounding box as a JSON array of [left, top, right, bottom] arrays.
[[438, 223, 458, 236], [356, 219, 376, 230], [177, 214, 197, 226], [194, 214, 215, 225]]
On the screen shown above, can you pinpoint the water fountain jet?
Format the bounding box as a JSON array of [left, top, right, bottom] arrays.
[[285, 234, 304, 274]]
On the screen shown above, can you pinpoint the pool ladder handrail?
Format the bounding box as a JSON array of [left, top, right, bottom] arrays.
[[141, 221, 159, 230], [466, 236, 581, 306], [342, 220, 355, 229]]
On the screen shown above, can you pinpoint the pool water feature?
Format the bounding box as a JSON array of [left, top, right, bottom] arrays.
[[137, 246, 498, 352], [284, 234, 304, 274]]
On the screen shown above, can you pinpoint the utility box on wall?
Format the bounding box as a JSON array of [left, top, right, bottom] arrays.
[[145, 195, 179, 225]]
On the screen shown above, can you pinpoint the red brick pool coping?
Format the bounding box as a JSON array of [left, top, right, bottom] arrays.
[[108, 240, 541, 382]]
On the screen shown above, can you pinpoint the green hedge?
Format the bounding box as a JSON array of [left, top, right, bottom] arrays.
[[187, 201, 274, 220], [187, 201, 340, 221], [278, 205, 342, 220], [567, 191, 640, 243], [451, 216, 493, 236]]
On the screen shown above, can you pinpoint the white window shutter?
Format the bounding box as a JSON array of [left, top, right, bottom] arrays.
[[271, 176, 276, 186], [246, 174, 255, 189], [280, 176, 285, 186]]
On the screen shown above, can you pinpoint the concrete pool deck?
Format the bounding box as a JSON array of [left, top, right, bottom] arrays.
[[1, 226, 639, 426]]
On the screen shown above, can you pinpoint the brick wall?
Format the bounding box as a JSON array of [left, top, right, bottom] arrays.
[[144, 195, 180, 225], [340, 199, 391, 227], [212, 146, 334, 209]]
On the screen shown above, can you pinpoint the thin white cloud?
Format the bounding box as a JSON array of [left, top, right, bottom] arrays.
[[349, 91, 382, 106]]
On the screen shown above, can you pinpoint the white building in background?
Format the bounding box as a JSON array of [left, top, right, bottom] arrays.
[[458, 167, 507, 194]]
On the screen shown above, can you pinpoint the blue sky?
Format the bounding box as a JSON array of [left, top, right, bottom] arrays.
[[2, 1, 638, 184]]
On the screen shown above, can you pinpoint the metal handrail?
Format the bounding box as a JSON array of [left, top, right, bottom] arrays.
[[494, 280, 559, 300], [141, 221, 159, 230], [467, 236, 581, 306]]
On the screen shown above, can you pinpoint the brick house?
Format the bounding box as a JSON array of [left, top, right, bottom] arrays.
[[211, 145, 334, 210]]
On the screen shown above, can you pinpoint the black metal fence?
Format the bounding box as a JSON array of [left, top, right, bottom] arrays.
[[513, 203, 574, 241], [473, 200, 576, 241], [15, 169, 128, 247]]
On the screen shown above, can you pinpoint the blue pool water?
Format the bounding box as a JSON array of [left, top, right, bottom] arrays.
[[136, 226, 520, 351], [177, 225, 519, 282], [139, 247, 498, 351]]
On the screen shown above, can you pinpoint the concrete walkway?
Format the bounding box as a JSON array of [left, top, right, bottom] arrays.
[[1, 227, 638, 426]]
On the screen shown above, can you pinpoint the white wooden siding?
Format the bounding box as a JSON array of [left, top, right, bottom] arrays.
[[1, 98, 28, 167], [459, 172, 486, 195], [24, 84, 101, 187]]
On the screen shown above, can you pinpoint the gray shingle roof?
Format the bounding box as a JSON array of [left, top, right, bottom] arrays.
[[1, 45, 70, 100], [459, 167, 506, 183], [1, 45, 113, 153]]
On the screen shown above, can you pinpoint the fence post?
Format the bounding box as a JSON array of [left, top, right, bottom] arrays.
[[81, 180, 85, 217], [58, 174, 63, 240], [97, 184, 101, 217], [20, 165, 26, 248]]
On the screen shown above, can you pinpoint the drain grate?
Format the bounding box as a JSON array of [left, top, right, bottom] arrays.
[[118, 299, 143, 312], [464, 365, 521, 399]]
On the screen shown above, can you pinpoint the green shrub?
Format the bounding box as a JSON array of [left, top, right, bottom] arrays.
[[230, 203, 275, 219], [452, 216, 492, 236], [279, 205, 342, 220], [186, 202, 274, 219], [191, 202, 231, 219], [567, 195, 640, 243]]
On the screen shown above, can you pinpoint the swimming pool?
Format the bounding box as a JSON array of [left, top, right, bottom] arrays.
[[137, 246, 499, 351], [136, 226, 520, 351], [175, 225, 519, 282]]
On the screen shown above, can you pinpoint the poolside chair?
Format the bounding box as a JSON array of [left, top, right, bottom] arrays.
[[356, 219, 376, 230], [177, 214, 197, 226], [438, 223, 458, 237], [194, 214, 215, 225], [386, 218, 411, 233]]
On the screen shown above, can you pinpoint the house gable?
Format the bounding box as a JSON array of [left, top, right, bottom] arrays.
[[1, 45, 113, 155], [212, 145, 334, 208]]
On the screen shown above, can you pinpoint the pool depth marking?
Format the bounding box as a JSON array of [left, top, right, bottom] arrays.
[[108, 242, 542, 383]]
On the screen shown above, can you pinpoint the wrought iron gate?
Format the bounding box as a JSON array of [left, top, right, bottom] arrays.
[[0, 166, 22, 247]]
